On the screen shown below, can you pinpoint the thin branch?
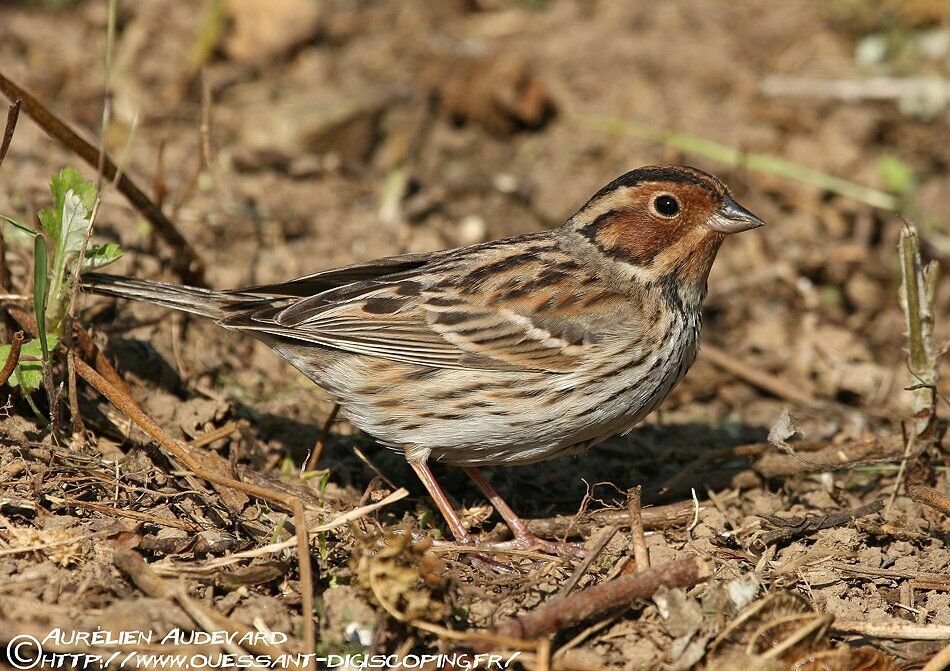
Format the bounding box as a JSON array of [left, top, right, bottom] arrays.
[[66, 350, 84, 436], [0, 100, 19, 340], [7, 297, 315, 665], [495, 556, 711, 639], [156, 488, 408, 573], [71, 356, 316, 663], [188, 420, 240, 448], [0, 69, 206, 285], [0, 99, 20, 169], [58, 497, 202, 531], [908, 485, 950, 517], [702, 344, 819, 407], [627, 486, 650, 572], [898, 223, 938, 446], [306, 402, 339, 471], [554, 525, 619, 600], [755, 499, 883, 548], [114, 550, 299, 664], [832, 619, 950, 641], [523, 499, 696, 539]]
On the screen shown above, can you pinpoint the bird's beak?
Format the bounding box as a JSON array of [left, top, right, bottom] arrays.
[[706, 196, 766, 234]]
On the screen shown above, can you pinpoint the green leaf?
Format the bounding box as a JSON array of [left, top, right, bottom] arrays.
[[59, 190, 92, 259], [33, 235, 50, 362], [45, 187, 97, 330], [0, 214, 39, 240], [875, 155, 917, 196], [82, 242, 123, 271], [0, 335, 60, 389], [37, 208, 57, 242], [39, 168, 96, 241]]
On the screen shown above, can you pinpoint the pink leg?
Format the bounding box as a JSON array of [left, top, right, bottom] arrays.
[[410, 461, 471, 543], [462, 467, 586, 557], [410, 461, 519, 574]]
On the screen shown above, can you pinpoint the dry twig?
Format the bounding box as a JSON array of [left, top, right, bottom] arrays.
[[154, 488, 408, 573], [188, 421, 240, 448], [495, 556, 711, 639], [523, 499, 695, 539], [702, 344, 819, 407], [55, 497, 203, 531], [0, 99, 20, 169], [831, 619, 950, 641], [908, 485, 950, 517], [756, 499, 883, 548], [627, 486, 650, 572], [554, 525, 620, 599], [899, 228, 941, 422], [888, 223, 940, 512], [0, 330, 24, 387], [72, 356, 317, 662], [306, 403, 339, 471], [0, 69, 206, 284], [114, 550, 298, 663], [829, 561, 950, 592], [751, 436, 911, 481], [4, 299, 317, 664]]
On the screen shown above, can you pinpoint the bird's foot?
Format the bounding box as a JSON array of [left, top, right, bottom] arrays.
[[430, 537, 520, 575], [489, 533, 587, 559]]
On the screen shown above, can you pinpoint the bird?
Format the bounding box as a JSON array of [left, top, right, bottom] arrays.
[[83, 164, 764, 556]]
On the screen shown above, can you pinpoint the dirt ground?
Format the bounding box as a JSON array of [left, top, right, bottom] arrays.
[[0, 1, 948, 669]]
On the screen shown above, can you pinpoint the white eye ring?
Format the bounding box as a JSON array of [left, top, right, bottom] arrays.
[[650, 193, 681, 218]]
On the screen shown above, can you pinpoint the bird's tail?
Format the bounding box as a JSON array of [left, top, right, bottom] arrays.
[[82, 273, 233, 320]]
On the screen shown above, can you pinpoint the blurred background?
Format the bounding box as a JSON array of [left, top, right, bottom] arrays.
[[0, 0, 949, 664]]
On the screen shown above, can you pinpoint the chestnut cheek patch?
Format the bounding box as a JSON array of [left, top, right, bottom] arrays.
[[582, 208, 691, 267]]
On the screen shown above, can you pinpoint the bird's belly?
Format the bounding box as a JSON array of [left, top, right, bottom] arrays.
[[275, 329, 699, 467], [372, 343, 696, 466]]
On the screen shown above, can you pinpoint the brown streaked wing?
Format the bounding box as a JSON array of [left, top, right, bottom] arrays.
[[229, 251, 437, 297], [221, 235, 634, 372], [223, 282, 574, 371], [420, 294, 588, 371]]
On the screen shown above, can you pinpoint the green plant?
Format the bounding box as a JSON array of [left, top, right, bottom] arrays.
[[0, 167, 122, 395], [875, 155, 917, 198]]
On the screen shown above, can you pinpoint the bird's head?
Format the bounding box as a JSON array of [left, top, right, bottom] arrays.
[[569, 164, 765, 304]]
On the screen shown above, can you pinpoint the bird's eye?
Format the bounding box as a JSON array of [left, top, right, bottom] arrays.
[[652, 194, 681, 218]]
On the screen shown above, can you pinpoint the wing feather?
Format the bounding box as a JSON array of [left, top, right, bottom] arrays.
[[220, 236, 626, 372]]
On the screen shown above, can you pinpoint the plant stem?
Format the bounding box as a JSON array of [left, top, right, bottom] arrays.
[[575, 114, 900, 210], [898, 223, 939, 446]]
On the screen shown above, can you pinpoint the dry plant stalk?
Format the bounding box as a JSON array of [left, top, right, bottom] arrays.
[[627, 485, 650, 572], [0, 330, 24, 387], [898, 223, 939, 448], [908, 485, 950, 517], [495, 556, 710, 639]]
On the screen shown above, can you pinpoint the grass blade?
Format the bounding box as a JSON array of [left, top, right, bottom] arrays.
[[575, 114, 901, 210], [33, 234, 49, 361]]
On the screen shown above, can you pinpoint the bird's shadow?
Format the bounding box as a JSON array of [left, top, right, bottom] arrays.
[[96, 335, 768, 519], [264, 415, 769, 519]]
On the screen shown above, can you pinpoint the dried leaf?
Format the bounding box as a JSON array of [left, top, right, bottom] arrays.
[[768, 408, 803, 455]]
